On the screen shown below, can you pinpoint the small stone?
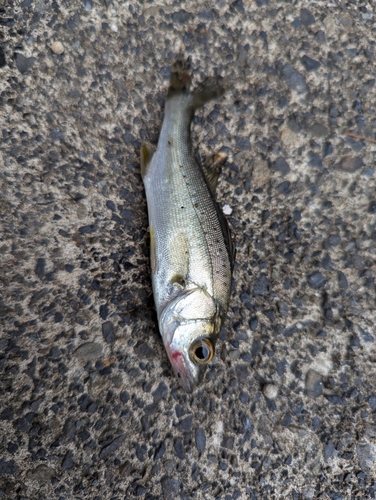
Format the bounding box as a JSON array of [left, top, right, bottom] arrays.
[[106, 200, 116, 212], [300, 8, 315, 26], [0, 408, 13, 420], [173, 438, 185, 459], [263, 384, 278, 399], [99, 434, 126, 459], [152, 381, 168, 402], [15, 53, 36, 74], [51, 41, 64, 55], [356, 442, 376, 473], [0, 458, 18, 476], [102, 321, 115, 343], [35, 258, 46, 278], [161, 477, 180, 500], [282, 64, 307, 93], [79, 224, 98, 234], [335, 156, 364, 172], [236, 136, 251, 151], [222, 204, 233, 215], [249, 316, 258, 331], [325, 235, 340, 248], [62, 451, 74, 470], [277, 181, 292, 195], [337, 271, 348, 290], [305, 369, 323, 398], [307, 151, 323, 170], [277, 301, 289, 316], [74, 342, 103, 363], [253, 274, 269, 295], [222, 435, 234, 450], [324, 442, 337, 462], [307, 272, 325, 289], [358, 326, 374, 343], [134, 341, 156, 359], [271, 156, 290, 175], [301, 55, 320, 71], [195, 428, 206, 454], [26, 464, 55, 483], [177, 415, 193, 432], [171, 9, 191, 24], [99, 303, 109, 320], [20, 0, 33, 7], [281, 414, 292, 427], [310, 123, 328, 138]]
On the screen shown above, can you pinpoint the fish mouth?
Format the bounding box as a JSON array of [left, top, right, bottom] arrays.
[[165, 345, 200, 394]]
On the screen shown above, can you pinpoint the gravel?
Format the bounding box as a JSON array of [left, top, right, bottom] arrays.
[[1, 0, 375, 498]]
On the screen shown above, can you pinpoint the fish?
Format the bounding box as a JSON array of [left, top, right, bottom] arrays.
[[140, 62, 235, 393]]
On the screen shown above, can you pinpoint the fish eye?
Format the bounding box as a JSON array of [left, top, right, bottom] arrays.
[[189, 338, 214, 365]]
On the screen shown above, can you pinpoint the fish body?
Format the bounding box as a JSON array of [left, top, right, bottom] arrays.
[[141, 68, 234, 392]]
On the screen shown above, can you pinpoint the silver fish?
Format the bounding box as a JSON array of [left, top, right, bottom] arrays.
[[141, 65, 234, 393]]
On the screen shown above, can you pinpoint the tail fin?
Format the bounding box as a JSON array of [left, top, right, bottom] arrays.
[[168, 59, 227, 110], [191, 77, 226, 110], [168, 59, 192, 93]]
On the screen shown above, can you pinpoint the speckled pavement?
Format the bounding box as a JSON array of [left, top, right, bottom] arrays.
[[1, 1, 376, 499]]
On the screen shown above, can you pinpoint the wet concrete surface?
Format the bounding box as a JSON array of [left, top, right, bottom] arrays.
[[1, 0, 376, 498]]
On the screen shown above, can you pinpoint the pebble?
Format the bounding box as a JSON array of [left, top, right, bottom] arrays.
[[309, 123, 328, 138], [102, 321, 115, 343], [272, 156, 290, 175], [161, 477, 180, 500], [15, 53, 36, 74], [73, 342, 103, 363], [195, 428, 206, 454], [356, 442, 376, 473], [51, 41, 65, 55], [281, 63, 307, 93], [26, 464, 55, 483], [99, 434, 126, 459], [305, 369, 323, 398], [222, 204, 233, 215], [307, 272, 325, 289], [335, 156, 364, 173], [300, 8, 315, 26], [263, 384, 278, 399], [301, 55, 321, 72]]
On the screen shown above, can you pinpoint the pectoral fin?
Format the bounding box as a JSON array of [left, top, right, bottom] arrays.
[[140, 142, 153, 178], [169, 233, 189, 287]]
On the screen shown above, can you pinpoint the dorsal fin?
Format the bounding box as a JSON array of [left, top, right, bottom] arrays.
[[215, 202, 236, 272], [199, 152, 226, 195]]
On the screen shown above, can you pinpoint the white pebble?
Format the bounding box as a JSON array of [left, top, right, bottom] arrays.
[[222, 204, 233, 215], [111, 24, 118, 32], [263, 384, 278, 399], [51, 41, 64, 55]]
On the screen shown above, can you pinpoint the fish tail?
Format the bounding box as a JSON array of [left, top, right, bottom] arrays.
[[168, 59, 226, 110], [168, 59, 192, 92], [191, 77, 226, 110]]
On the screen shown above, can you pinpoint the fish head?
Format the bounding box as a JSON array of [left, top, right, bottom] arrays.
[[164, 320, 217, 393], [159, 288, 221, 393]]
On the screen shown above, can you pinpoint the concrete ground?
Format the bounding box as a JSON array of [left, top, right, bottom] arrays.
[[1, 0, 376, 498]]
